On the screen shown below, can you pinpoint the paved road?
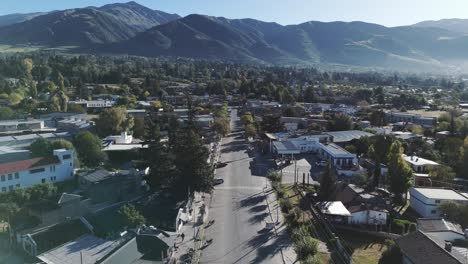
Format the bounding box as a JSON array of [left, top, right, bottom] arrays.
[[200, 109, 286, 264]]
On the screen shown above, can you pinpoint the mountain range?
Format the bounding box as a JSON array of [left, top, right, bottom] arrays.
[[0, 1, 468, 70]]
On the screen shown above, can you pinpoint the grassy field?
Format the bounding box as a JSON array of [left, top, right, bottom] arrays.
[[338, 230, 387, 264]]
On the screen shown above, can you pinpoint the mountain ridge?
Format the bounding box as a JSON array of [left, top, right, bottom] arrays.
[[1, 2, 468, 70]]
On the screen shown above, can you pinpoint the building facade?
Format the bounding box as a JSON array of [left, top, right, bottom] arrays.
[[410, 187, 468, 217], [0, 149, 74, 192]]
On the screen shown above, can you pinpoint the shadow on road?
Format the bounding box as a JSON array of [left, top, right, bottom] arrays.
[[248, 204, 267, 213], [248, 212, 269, 224], [239, 194, 265, 207]]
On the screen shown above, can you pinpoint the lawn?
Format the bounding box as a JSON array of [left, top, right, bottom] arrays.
[[337, 230, 387, 264]]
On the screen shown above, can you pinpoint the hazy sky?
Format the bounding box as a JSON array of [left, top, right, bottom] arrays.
[[1, 0, 467, 27]]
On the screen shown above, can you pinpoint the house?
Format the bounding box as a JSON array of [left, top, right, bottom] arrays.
[[318, 201, 351, 224], [126, 109, 147, 119], [69, 99, 115, 113], [385, 112, 437, 128], [0, 119, 45, 133], [347, 202, 388, 225], [323, 130, 374, 144], [57, 118, 92, 132], [397, 229, 468, 264], [0, 149, 74, 192], [403, 154, 439, 174], [410, 187, 468, 218], [103, 132, 147, 152], [332, 183, 390, 225], [78, 169, 145, 203], [0, 146, 30, 164], [280, 117, 310, 131]]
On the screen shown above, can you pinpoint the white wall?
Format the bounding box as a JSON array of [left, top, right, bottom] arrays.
[[0, 149, 74, 192], [349, 210, 387, 225]]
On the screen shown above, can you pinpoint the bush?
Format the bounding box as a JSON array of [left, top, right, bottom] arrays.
[[291, 224, 310, 243], [267, 170, 281, 183], [280, 197, 292, 214], [294, 235, 319, 260], [392, 219, 414, 234], [303, 255, 321, 264]]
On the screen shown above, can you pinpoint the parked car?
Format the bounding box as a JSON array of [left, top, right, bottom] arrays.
[[214, 178, 224, 185], [315, 160, 327, 167]]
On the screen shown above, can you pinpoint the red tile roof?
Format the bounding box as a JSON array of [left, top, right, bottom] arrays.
[[0, 156, 60, 175]]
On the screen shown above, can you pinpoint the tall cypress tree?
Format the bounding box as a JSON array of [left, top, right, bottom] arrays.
[[387, 141, 413, 203]]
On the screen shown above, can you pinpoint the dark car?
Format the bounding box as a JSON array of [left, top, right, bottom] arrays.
[[214, 178, 224, 185]]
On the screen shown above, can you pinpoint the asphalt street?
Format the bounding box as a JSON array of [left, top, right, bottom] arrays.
[[200, 109, 286, 264]]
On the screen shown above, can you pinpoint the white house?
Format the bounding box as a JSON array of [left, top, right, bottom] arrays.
[[0, 149, 74, 192], [410, 187, 468, 218], [347, 203, 388, 225], [403, 154, 439, 174]]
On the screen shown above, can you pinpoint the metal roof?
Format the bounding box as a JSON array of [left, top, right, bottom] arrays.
[[413, 188, 468, 201], [324, 130, 374, 143]]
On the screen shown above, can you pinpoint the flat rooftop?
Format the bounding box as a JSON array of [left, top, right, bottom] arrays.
[[272, 141, 300, 153], [37, 234, 118, 264], [403, 155, 439, 166], [320, 143, 353, 157], [413, 188, 468, 201], [324, 130, 373, 143]]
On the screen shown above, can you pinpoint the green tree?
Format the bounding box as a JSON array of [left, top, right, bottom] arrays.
[[378, 239, 402, 264], [319, 163, 336, 200], [241, 112, 254, 125], [0, 202, 19, 229], [387, 141, 413, 203], [0, 106, 15, 120], [118, 204, 146, 228], [245, 124, 257, 138], [438, 201, 461, 222], [429, 166, 455, 186], [260, 115, 284, 133], [73, 132, 105, 167], [170, 127, 214, 198], [328, 114, 352, 131], [133, 118, 145, 139], [30, 138, 74, 158], [95, 107, 134, 137], [213, 117, 230, 136]]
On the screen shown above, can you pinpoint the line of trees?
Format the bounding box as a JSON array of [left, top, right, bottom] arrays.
[[143, 106, 214, 200]]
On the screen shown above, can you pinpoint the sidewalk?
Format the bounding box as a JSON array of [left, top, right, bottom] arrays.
[[172, 192, 210, 264], [263, 183, 297, 264]]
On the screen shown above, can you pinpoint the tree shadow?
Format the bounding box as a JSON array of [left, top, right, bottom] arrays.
[[248, 212, 269, 224], [248, 204, 267, 213], [239, 194, 265, 207]]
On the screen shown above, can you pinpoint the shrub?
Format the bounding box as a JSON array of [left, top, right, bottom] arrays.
[[303, 255, 321, 264], [280, 198, 292, 214], [291, 224, 310, 243], [294, 235, 319, 260]]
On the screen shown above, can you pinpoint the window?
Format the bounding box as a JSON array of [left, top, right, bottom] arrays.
[[0, 175, 4, 182], [50, 166, 56, 172], [431, 210, 437, 214], [1, 187, 5, 192], [14, 172, 19, 179], [8, 185, 13, 191], [30, 168, 45, 174], [50, 176, 56, 181], [41, 178, 46, 183], [63, 154, 71, 160], [435, 200, 441, 204], [7, 174, 12, 180]]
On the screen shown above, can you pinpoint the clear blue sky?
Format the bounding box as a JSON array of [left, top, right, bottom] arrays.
[[1, 0, 467, 27]]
